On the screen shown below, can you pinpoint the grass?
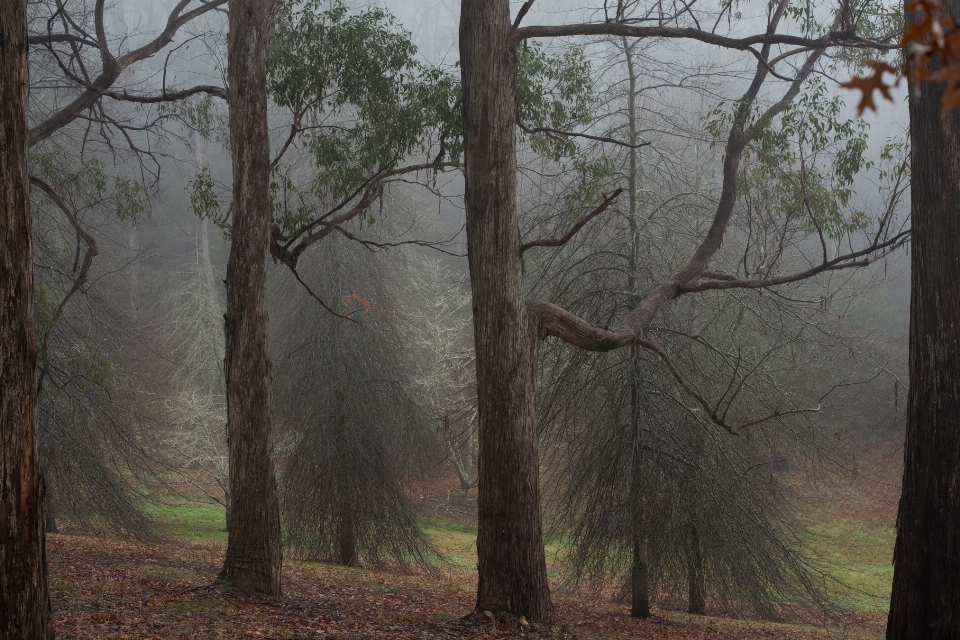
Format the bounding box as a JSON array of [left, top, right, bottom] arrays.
[[142, 500, 228, 542], [144, 477, 897, 624], [419, 514, 476, 572], [806, 516, 895, 613]]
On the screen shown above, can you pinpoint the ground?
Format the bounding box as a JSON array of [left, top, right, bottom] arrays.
[[48, 442, 899, 639], [47, 532, 883, 639]]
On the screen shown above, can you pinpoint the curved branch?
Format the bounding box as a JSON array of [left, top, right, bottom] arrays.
[[29, 0, 228, 147], [517, 118, 651, 149], [97, 84, 228, 103], [521, 189, 623, 255], [29, 175, 100, 392], [514, 22, 893, 53]]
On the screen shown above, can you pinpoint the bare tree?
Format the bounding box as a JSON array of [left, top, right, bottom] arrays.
[[404, 260, 478, 497]]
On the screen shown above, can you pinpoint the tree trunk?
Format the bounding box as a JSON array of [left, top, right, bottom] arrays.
[[0, 0, 54, 635], [630, 351, 652, 618], [461, 0, 552, 623], [687, 523, 706, 615], [623, 38, 652, 620], [887, 3, 960, 633], [338, 490, 357, 567], [217, 0, 282, 596]]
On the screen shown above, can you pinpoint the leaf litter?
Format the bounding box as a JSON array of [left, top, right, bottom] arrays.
[[48, 533, 882, 639]]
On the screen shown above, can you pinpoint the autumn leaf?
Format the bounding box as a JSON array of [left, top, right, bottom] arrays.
[[840, 60, 900, 115]]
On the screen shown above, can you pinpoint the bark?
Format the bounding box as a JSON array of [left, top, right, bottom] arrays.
[[887, 2, 960, 632], [0, 0, 54, 635], [217, 0, 282, 596], [687, 523, 706, 615], [461, 0, 552, 623]]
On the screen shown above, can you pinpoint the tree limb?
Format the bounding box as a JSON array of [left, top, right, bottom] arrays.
[[29, 0, 228, 147], [521, 189, 623, 255]]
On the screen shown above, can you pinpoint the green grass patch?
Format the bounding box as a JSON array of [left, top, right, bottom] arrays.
[[143, 501, 227, 541], [421, 515, 477, 573], [805, 516, 895, 613]]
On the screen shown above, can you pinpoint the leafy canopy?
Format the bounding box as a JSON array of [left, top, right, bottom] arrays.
[[266, 0, 460, 233]]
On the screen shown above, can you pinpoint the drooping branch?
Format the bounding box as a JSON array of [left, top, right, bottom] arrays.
[[277, 159, 456, 266], [521, 189, 623, 255], [29, 175, 100, 392], [634, 337, 821, 434]]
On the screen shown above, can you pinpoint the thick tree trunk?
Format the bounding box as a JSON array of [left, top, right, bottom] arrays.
[[687, 523, 706, 615], [0, 0, 54, 635], [217, 0, 282, 596], [887, 4, 960, 633], [461, 0, 552, 623]]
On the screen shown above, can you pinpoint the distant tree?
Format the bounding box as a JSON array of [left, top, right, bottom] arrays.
[[159, 216, 230, 529], [21, 0, 230, 539], [0, 0, 53, 635], [403, 260, 477, 497], [534, 25, 906, 618], [273, 229, 440, 569]]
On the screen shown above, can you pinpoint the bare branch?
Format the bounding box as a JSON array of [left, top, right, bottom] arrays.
[[517, 118, 651, 149], [521, 189, 623, 255], [29, 0, 228, 147], [514, 22, 892, 53], [97, 84, 228, 103], [635, 338, 821, 435]]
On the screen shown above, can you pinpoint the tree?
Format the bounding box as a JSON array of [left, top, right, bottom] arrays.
[[218, 0, 284, 596], [273, 230, 440, 570], [0, 0, 53, 635], [460, 0, 902, 622], [22, 0, 231, 539], [213, 0, 459, 593], [887, 0, 960, 634]]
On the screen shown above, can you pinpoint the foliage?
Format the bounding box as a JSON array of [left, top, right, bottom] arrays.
[[273, 227, 440, 571], [266, 0, 461, 233], [737, 76, 872, 241]]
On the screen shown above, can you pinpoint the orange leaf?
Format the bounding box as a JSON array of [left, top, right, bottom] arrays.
[[840, 60, 900, 116]]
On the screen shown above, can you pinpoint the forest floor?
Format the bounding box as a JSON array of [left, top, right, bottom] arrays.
[[48, 439, 900, 639], [47, 531, 885, 640]]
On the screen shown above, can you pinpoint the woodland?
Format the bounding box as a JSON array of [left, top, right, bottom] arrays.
[[2, 0, 959, 638]]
